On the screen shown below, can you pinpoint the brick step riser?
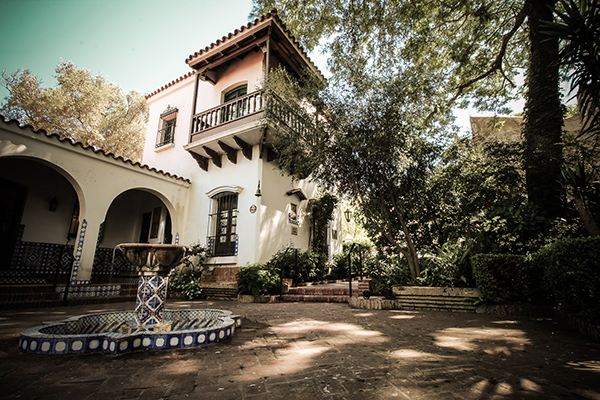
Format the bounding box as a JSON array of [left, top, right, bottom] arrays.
[[400, 305, 478, 312], [281, 295, 349, 303], [286, 289, 351, 296], [397, 299, 477, 305]]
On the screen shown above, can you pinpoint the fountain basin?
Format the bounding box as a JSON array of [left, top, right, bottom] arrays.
[[19, 309, 239, 355]]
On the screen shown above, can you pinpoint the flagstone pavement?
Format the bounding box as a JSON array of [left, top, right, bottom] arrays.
[[1, 300, 599, 399]]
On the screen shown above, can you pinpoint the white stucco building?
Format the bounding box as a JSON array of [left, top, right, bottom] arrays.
[[0, 10, 342, 292]]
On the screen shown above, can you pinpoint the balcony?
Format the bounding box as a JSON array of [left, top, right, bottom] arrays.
[[190, 91, 264, 143], [186, 90, 314, 170]]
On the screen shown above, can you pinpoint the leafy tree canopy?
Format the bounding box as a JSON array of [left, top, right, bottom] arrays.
[[254, 0, 530, 113], [1, 61, 148, 161]]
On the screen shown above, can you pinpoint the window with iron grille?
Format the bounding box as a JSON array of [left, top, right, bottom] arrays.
[[156, 106, 178, 148], [207, 192, 238, 257]]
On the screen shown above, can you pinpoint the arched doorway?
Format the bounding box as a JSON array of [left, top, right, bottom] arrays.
[[0, 158, 79, 284], [91, 189, 174, 283]]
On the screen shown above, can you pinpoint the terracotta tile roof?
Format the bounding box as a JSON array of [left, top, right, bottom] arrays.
[[147, 9, 324, 99], [145, 71, 195, 100], [186, 9, 322, 76], [1, 116, 191, 184]]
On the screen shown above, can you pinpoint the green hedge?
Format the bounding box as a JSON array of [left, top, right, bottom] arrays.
[[266, 246, 328, 284], [235, 263, 281, 296], [473, 237, 600, 323], [532, 237, 600, 322], [471, 254, 541, 304]]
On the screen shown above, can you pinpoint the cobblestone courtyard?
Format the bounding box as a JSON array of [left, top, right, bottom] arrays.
[[1, 300, 599, 399]]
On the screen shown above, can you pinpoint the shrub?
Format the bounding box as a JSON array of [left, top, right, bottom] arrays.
[[471, 253, 542, 304], [534, 237, 600, 322], [469, 197, 549, 255], [167, 243, 208, 300], [236, 263, 281, 296], [266, 246, 328, 284], [419, 240, 472, 287], [168, 272, 203, 300], [368, 259, 412, 297]]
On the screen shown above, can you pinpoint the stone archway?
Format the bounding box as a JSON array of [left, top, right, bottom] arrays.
[[0, 157, 81, 284], [91, 189, 176, 283]]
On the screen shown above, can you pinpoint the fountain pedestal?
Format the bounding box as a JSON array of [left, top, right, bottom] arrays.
[[115, 244, 186, 332]]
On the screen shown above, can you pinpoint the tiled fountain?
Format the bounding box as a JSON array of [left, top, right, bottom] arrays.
[[19, 244, 238, 355]]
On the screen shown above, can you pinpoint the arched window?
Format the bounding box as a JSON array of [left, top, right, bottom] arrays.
[[223, 84, 247, 103], [208, 192, 238, 256], [221, 84, 248, 122]]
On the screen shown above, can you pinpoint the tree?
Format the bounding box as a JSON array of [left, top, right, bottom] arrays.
[[542, 0, 600, 235], [252, 1, 567, 218], [544, 0, 600, 134], [1, 61, 148, 161], [265, 68, 454, 278]]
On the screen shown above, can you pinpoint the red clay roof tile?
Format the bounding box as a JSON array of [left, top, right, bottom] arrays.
[[1, 116, 191, 184]]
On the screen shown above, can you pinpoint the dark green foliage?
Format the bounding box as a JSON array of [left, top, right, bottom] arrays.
[[235, 263, 281, 296], [167, 272, 203, 300], [266, 246, 328, 285], [332, 246, 412, 296], [534, 237, 600, 322], [367, 259, 413, 298], [469, 197, 550, 255], [309, 192, 339, 254], [419, 240, 472, 287], [167, 243, 209, 300], [543, 0, 600, 133], [471, 254, 542, 304]]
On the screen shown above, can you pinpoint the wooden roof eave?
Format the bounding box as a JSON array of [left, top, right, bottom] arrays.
[[186, 19, 273, 70]]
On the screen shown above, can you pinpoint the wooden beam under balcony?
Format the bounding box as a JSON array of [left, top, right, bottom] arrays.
[[189, 152, 209, 171], [233, 136, 253, 160], [218, 141, 238, 164], [203, 146, 222, 168]]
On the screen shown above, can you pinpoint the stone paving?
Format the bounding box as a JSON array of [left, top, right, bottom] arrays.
[[1, 300, 599, 399]]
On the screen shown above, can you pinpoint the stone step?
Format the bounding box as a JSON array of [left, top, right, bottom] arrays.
[[202, 287, 238, 300], [286, 287, 352, 296], [281, 294, 349, 303]]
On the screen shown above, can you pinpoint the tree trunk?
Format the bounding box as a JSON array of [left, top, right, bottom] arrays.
[[398, 214, 421, 278], [573, 196, 600, 237], [524, 0, 564, 218]]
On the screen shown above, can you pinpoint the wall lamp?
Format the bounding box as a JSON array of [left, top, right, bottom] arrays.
[[255, 180, 262, 197], [344, 209, 352, 223]]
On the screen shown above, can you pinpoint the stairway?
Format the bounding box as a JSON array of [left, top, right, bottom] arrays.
[[281, 282, 359, 303]]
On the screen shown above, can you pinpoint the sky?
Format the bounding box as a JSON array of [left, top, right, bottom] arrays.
[[0, 0, 522, 134], [0, 0, 261, 98]]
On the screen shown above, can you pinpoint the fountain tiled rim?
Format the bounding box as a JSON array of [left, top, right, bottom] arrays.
[[19, 309, 239, 355]]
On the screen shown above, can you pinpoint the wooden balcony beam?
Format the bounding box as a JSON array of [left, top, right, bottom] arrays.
[[189, 152, 209, 171], [218, 141, 238, 164], [233, 136, 253, 160], [203, 146, 222, 168]]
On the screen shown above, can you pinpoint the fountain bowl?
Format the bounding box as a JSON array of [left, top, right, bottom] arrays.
[[19, 243, 239, 355], [19, 309, 239, 355]]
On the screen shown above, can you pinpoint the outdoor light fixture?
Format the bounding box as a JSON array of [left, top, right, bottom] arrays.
[[344, 209, 352, 223], [255, 180, 262, 197], [49, 197, 59, 212]]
